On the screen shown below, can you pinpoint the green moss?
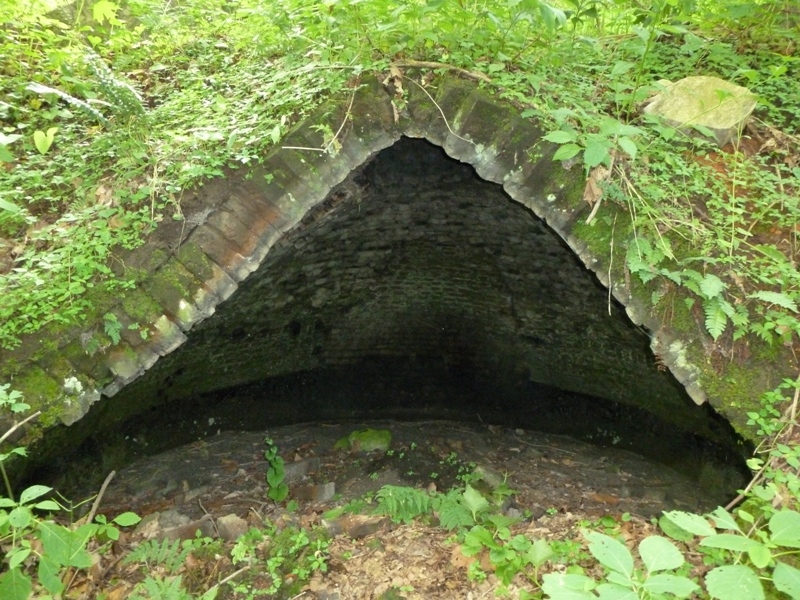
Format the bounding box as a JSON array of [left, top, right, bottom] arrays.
[[701, 361, 774, 441], [177, 242, 217, 281], [120, 288, 163, 324], [571, 207, 631, 259], [12, 366, 60, 414]]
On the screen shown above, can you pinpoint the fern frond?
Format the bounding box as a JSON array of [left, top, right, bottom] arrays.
[[123, 538, 192, 574], [26, 83, 109, 125], [374, 485, 432, 524], [704, 298, 729, 340]]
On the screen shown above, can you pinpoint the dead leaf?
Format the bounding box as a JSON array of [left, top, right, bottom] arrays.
[[95, 183, 114, 206], [583, 165, 609, 207], [450, 545, 475, 569]]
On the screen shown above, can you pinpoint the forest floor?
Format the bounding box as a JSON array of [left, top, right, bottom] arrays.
[[62, 420, 738, 599]]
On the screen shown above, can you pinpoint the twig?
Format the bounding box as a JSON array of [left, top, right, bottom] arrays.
[[0, 410, 41, 445], [402, 76, 475, 146], [283, 91, 356, 154], [390, 59, 491, 83], [198, 498, 220, 537], [211, 565, 250, 590], [86, 470, 116, 525], [0, 410, 41, 500]]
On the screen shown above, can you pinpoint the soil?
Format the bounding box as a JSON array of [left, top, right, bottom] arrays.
[[68, 420, 740, 599]]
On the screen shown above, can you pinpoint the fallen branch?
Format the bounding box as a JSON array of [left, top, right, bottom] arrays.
[[85, 470, 116, 525], [390, 60, 491, 83]]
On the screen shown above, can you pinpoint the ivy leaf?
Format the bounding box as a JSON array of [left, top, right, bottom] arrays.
[[749, 291, 798, 313], [595, 582, 636, 599], [19, 485, 52, 505], [705, 565, 763, 600]]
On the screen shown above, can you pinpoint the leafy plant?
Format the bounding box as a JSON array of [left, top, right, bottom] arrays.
[[230, 520, 330, 598], [462, 523, 554, 587], [661, 507, 800, 600], [543, 531, 698, 599], [0, 385, 141, 598], [124, 537, 195, 574], [264, 437, 289, 502], [374, 484, 432, 524]]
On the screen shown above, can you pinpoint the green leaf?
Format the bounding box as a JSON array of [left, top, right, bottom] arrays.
[[543, 130, 577, 144], [617, 137, 637, 161], [33, 127, 58, 155], [7, 546, 31, 570], [699, 274, 726, 299], [34, 500, 61, 511], [583, 140, 611, 169], [774, 562, 800, 600], [112, 511, 141, 527], [749, 291, 798, 313], [662, 511, 716, 537], [8, 506, 32, 529], [0, 568, 33, 600], [553, 143, 581, 161], [38, 554, 65, 595], [658, 514, 696, 542], [462, 485, 489, 519], [769, 510, 800, 548], [704, 299, 728, 340], [700, 534, 760, 552], [596, 582, 636, 599], [541, 573, 596, 600], [705, 565, 763, 600], [639, 535, 684, 573], [19, 484, 53, 505], [748, 543, 772, 569], [585, 532, 633, 578], [92, 0, 120, 25], [37, 521, 95, 568], [709, 507, 741, 532], [642, 574, 699, 598], [464, 525, 498, 553], [0, 197, 21, 212], [526, 538, 554, 567]]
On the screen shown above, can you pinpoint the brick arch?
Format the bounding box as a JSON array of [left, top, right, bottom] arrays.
[[1, 76, 759, 459]]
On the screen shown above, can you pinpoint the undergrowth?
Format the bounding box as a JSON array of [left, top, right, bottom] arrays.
[[0, 0, 797, 353]]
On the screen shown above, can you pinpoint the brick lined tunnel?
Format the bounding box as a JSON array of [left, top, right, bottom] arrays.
[[33, 137, 748, 492]]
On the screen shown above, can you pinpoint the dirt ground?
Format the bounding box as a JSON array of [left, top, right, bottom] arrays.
[[71, 420, 739, 599]]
